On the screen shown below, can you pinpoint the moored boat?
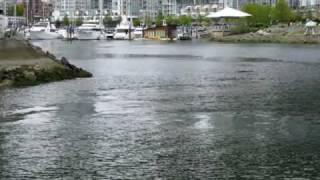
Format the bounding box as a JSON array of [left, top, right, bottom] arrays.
[[26, 21, 62, 40], [133, 26, 145, 40], [77, 20, 105, 40], [114, 16, 134, 40]]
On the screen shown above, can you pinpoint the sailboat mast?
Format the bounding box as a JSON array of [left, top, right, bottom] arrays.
[[99, 0, 103, 25]]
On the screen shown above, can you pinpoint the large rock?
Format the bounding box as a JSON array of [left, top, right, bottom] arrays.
[[0, 39, 92, 88]]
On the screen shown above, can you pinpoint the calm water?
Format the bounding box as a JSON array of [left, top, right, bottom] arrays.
[[1, 40, 320, 179]]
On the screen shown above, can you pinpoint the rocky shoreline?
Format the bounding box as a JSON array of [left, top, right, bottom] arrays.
[[207, 25, 320, 44], [0, 39, 92, 88]]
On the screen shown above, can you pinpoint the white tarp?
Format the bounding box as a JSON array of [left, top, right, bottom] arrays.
[[206, 7, 252, 18], [305, 20, 317, 27]]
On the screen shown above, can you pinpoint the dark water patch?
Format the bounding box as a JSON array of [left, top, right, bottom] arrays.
[[98, 53, 204, 60], [236, 70, 255, 73]]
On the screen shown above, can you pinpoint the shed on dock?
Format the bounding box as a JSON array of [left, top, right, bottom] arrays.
[[143, 26, 177, 40]]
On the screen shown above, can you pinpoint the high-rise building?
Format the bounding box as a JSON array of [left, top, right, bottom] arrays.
[[116, 0, 141, 16], [16, 0, 53, 22], [91, 0, 112, 15], [0, 0, 4, 15], [162, 0, 177, 16], [53, 0, 113, 20]]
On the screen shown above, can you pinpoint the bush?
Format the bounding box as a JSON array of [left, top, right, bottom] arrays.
[[231, 24, 255, 34], [178, 15, 192, 26], [63, 15, 69, 26]]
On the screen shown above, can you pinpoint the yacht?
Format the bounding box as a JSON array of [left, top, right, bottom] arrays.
[[104, 28, 114, 39], [114, 16, 135, 40], [26, 21, 62, 40], [57, 28, 78, 40], [133, 26, 145, 40], [76, 20, 104, 40]]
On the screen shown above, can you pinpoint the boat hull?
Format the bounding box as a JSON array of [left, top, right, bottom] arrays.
[[114, 32, 134, 40], [27, 31, 62, 40], [77, 30, 103, 40]]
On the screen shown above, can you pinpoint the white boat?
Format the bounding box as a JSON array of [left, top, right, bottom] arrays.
[[105, 28, 114, 39], [57, 28, 78, 39], [26, 22, 62, 40], [76, 21, 104, 40], [114, 16, 135, 40], [133, 27, 145, 40]]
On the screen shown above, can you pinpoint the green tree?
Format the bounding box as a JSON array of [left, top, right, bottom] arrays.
[[7, 4, 25, 16], [156, 12, 165, 26], [292, 10, 303, 22], [196, 15, 210, 26], [16, 4, 24, 16], [141, 15, 153, 26], [103, 16, 113, 27], [178, 15, 192, 25], [63, 15, 70, 26], [55, 19, 62, 28], [165, 15, 179, 26], [306, 10, 313, 20], [273, 0, 292, 23], [242, 3, 273, 27], [75, 17, 83, 26], [133, 18, 141, 27]]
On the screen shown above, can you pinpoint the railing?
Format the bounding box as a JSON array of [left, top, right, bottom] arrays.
[[208, 24, 235, 32]]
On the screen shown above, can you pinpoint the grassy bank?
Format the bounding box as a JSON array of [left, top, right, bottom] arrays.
[[0, 39, 92, 88]]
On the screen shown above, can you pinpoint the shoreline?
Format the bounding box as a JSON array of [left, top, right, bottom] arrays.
[[0, 39, 92, 88], [205, 25, 320, 44], [208, 34, 320, 44]]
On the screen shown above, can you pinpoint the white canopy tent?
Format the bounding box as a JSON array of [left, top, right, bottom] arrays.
[[206, 7, 252, 18], [305, 20, 317, 27]]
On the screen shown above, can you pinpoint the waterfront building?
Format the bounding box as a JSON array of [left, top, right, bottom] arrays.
[[299, 0, 319, 8], [143, 25, 177, 40], [27, 0, 54, 22], [0, 0, 3, 12], [0, 0, 52, 23]]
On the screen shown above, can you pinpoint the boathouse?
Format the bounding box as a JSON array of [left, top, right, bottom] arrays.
[[143, 26, 177, 40]]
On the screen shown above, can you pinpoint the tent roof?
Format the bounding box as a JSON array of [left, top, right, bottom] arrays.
[[305, 20, 317, 27], [206, 7, 251, 18]]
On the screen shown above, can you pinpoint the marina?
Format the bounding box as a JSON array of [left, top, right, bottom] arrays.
[[1, 40, 320, 178], [2, 0, 320, 179]]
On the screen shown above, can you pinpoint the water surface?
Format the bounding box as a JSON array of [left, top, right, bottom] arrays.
[[1, 40, 320, 179]]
